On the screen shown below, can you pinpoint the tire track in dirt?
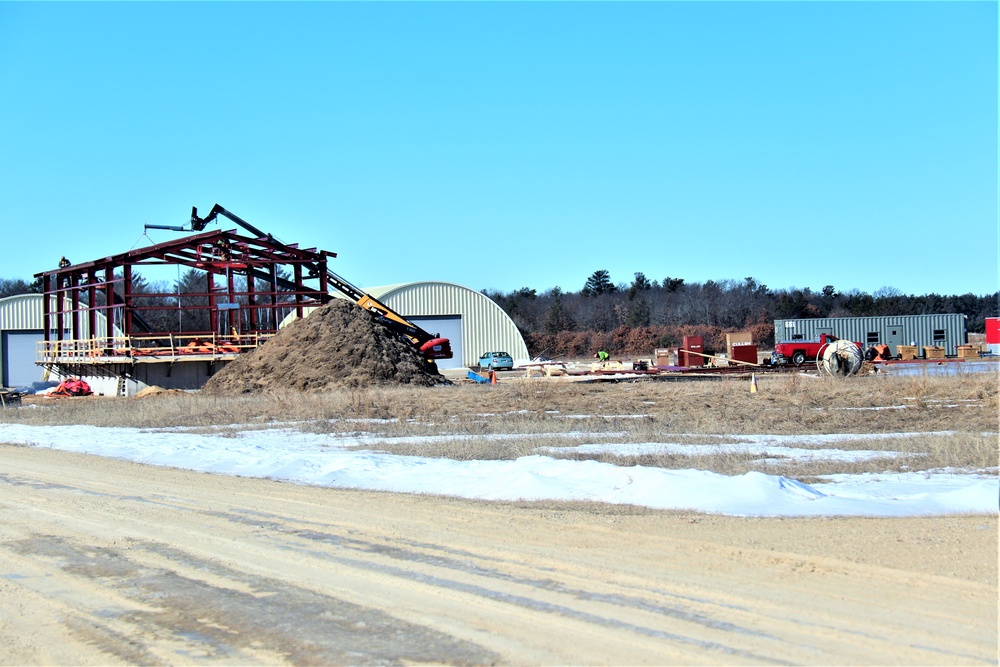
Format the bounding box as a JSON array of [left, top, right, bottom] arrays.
[[0, 445, 995, 665]]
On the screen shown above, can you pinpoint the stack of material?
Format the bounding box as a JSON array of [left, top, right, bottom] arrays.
[[202, 300, 444, 394]]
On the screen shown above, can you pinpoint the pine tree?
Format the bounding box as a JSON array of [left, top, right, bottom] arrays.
[[582, 270, 615, 297], [544, 289, 575, 334]]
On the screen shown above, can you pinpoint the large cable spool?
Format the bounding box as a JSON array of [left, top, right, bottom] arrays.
[[816, 339, 863, 377]]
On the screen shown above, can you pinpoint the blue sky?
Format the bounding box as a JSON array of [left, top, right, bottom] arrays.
[[1, 2, 996, 297]]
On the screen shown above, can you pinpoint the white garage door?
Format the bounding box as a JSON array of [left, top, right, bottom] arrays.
[[408, 315, 463, 370], [2, 331, 44, 387]]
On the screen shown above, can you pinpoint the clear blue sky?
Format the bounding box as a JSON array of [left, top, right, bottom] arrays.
[[1, 2, 996, 297]]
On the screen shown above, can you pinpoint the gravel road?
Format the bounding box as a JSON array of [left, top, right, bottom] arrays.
[[0, 444, 995, 665]]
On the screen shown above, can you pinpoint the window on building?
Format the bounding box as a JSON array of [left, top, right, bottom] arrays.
[[791, 334, 803, 340], [933, 329, 946, 343], [867, 331, 879, 344]]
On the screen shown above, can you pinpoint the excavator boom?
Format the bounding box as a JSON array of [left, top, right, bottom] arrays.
[[179, 205, 453, 362]]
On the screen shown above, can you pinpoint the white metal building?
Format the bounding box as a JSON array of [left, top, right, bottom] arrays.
[[365, 282, 528, 370], [284, 281, 529, 370], [0, 293, 115, 388]]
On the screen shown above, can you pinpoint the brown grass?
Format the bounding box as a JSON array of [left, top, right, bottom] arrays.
[[3, 372, 996, 481]]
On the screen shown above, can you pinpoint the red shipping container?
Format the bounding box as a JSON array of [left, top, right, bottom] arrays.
[[731, 344, 758, 365], [680, 336, 705, 367]]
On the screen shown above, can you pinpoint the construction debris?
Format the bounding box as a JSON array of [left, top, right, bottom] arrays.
[[201, 300, 445, 395], [47, 378, 93, 398]]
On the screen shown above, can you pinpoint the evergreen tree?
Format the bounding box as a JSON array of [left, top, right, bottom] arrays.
[[628, 272, 652, 299], [544, 289, 575, 334], [626, 294, 651, 327], [175, 268, 211, 332], [582, 270, 615, 297]]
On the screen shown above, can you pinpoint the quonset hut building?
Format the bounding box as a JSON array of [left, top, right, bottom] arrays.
[[353, 282, 528, 371], [775, 314, 969, 357]]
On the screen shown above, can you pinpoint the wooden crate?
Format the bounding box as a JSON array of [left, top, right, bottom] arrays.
[[897, 345, 918, 360], [923, 346, 945, 359], [654, 348, 674, 367], [957, 345, 980, 359]]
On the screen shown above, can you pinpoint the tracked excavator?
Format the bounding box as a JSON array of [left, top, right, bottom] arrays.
[[146, 204, 452, 362]]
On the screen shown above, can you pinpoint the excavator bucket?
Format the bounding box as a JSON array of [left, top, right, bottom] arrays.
[[420, 337, 453, 360]]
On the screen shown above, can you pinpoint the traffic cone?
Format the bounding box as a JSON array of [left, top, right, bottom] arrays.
[[750, 373, 758, 394], [490, 369, 497, 385]]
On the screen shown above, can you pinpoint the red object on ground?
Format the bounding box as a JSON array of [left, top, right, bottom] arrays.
[[679, 336, 705, 367], [731, 344, 758, 365], [49, 378, 93, 397]]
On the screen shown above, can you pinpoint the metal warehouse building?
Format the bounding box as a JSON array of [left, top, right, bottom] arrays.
[[285, 281, 529, 371], [775, 314, 968, 357], [0, 294, 115, 388], [364, 282, 528, 370]]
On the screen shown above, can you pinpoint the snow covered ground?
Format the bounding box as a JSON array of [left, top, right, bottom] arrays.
[[2, 420, 995, 518]]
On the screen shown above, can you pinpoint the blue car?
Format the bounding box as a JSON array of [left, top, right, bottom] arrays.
[[478, 351, 514, 372]]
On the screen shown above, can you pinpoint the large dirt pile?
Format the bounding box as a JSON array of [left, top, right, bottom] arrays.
[[201, 300, 444, 394]]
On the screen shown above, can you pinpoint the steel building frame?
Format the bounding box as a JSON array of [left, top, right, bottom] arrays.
[[34, 228, 334, 366]]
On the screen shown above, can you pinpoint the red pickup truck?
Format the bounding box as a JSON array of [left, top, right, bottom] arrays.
[[772, 333, 863, 366]]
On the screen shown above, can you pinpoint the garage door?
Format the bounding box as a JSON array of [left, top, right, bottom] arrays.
[[408, 315, 463, 370], [2, 331, 44, 387]]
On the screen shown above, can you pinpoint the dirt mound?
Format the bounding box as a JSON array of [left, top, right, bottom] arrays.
[[201, 300, 444, 394], [134, 386, 186, 398]]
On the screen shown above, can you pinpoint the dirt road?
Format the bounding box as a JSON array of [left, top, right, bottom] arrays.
[[0, 444, 995, 665]]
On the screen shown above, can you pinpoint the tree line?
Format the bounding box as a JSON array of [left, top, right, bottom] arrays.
[[482, 271, 998, 358], [4, 271, 996, 357]]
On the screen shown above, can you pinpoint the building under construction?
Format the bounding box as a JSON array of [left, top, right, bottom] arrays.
[[25, 204, 528, 395], [35, 211, 335, 396]]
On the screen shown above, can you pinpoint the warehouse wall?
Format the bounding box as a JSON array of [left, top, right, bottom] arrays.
[[774, 314, 968, 356]]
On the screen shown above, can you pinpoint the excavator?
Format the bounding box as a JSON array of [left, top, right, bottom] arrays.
[[145, 204, 452, 362]]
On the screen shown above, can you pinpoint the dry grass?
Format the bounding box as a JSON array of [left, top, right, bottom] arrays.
[[3, 372, 996, 481]]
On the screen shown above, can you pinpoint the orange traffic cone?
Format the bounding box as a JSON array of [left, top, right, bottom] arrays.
[[490, 369, 497, 385], [750, 373, 758, 394]]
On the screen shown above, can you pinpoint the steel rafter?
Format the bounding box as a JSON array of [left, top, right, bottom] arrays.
[[34, 227, 334, 353]]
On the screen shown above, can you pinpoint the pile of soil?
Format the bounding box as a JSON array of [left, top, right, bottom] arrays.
[[202, 300, 444, 394], [134, 386, 186, 398]]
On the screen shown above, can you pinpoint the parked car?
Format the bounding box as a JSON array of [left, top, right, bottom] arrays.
[[478, 351, 514, 372]]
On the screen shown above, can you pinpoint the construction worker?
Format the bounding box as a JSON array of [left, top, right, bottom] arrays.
[[594, 351, 610, 362], [58, 256, 71, 268], [214, 239, 231, 261]]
